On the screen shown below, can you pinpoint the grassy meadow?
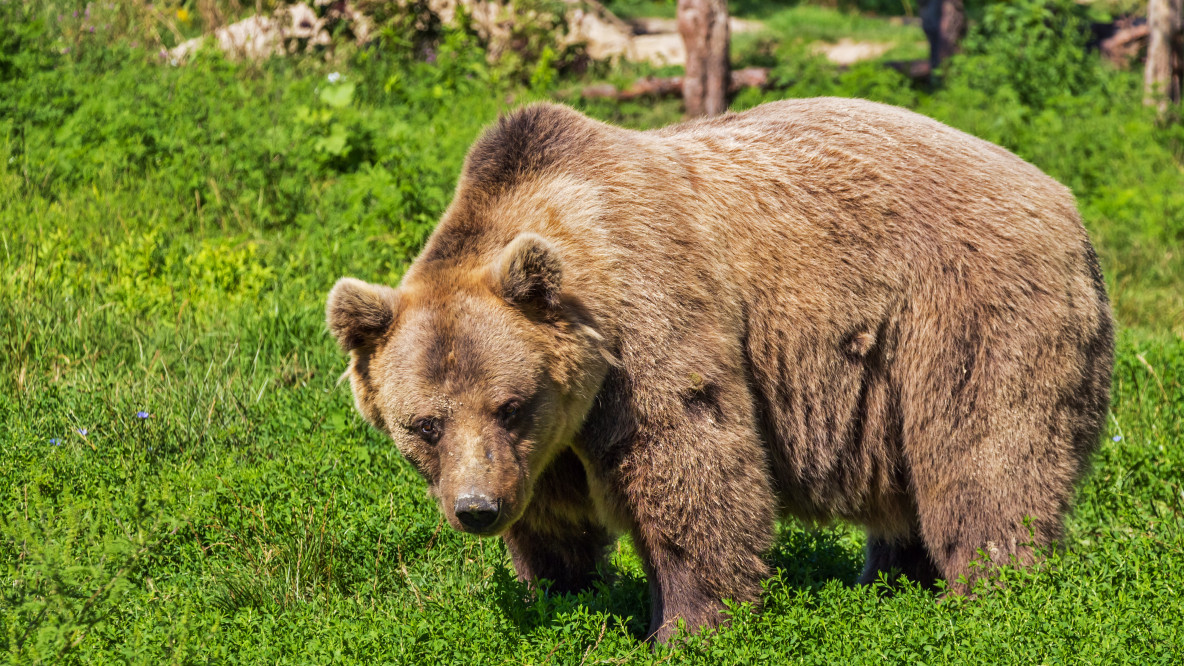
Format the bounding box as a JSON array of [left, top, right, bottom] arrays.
[[2, 0, 1183, 663]]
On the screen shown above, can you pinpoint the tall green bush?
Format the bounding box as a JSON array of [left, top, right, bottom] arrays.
[[946, 0, 1100, 109]]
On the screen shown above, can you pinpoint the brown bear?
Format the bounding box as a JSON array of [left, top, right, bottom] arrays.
[[326, 98, 1114, 643]]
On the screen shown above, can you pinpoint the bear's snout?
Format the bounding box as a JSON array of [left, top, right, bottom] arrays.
[[454, 493, 501, 533]]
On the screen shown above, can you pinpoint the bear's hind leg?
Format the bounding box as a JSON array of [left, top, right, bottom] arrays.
[[903, 387, 1078, 592], [859, 533, 941, 589], [899, 286, 1107, 592], [911, 477, 1057, 594]]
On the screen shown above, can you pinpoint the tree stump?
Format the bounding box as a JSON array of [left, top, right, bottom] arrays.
[[920, 0, 965, 74], [1145, 0, 1184, 112], [677, 0, 729, 117]]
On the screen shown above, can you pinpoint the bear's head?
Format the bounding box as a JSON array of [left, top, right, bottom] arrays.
[[327, 233, 611, 536]]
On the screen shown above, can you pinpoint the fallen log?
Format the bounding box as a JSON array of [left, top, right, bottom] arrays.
[[884, 58, 932, 81], [1100, 23, 1149, 66], [578, 66, 769, 100]]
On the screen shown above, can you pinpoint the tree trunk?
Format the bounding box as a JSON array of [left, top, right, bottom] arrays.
[[920, 0, 965, 73], [1145, 0, 1183, 111], [677, 0, 730, 117]]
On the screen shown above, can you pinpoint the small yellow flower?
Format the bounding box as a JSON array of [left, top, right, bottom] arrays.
[[176, 8, 190, 23]]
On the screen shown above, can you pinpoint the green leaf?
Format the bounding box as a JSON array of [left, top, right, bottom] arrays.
[[314, 124, 348, 156], [318, 82, 355, 109]]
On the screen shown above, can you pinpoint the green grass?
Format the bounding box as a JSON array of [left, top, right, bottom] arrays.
[[3, 0, 1184, 663], [601, 1, 929, 64], [749, 4, 922, 44], [731, 5, 929, 66], [602, 0, 678, 20]]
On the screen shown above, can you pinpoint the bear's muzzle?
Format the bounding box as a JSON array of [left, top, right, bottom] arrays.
[[454, 493, 501, 533]]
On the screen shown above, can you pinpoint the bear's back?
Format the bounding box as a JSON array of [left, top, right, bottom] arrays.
[[635, 98, 1097, 331], [650, 97, 1082, 255]]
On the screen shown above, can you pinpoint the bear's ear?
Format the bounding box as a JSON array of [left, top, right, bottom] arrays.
[[326, 277, 400, 352], [494, 233, 563, 311]]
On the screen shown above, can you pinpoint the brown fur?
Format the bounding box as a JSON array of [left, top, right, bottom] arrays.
[[326, 98, 1114, 643]]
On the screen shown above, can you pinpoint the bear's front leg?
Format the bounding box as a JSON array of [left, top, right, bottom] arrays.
[[619, 409, 777, 643], [501, 448, 613, 595]]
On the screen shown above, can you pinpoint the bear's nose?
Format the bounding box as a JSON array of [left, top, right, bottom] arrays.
[[455, 494, 500, 532]]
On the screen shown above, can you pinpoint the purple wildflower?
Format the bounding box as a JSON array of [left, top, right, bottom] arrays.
[[136, 411, 150, 419], [73, 10, 78, 18], [1112, 435, 1122, 442], [50, 438, 61, 446], [77, 428, 88, 436]]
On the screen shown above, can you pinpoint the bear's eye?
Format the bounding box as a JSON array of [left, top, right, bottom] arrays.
[[411, 418, 442, 444], [496, 400, 522, 425]]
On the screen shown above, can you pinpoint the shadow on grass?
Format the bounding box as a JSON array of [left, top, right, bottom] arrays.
[[489, 552, 651, 639], [489, 524, 868, 639]]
